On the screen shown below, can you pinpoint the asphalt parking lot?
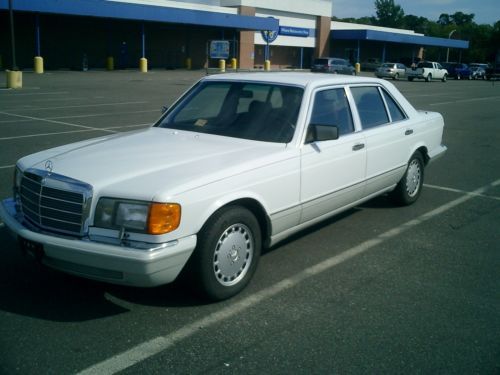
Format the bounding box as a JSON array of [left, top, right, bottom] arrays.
[[0, 69, 499, 374]]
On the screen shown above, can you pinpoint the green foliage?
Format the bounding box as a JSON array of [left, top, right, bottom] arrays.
[[334, 1, 500, 64]]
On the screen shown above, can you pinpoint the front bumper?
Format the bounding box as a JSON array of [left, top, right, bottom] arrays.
[[0, 198, 197, 287]]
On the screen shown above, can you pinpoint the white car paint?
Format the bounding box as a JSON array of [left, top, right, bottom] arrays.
[[0, 73, 447, 290]]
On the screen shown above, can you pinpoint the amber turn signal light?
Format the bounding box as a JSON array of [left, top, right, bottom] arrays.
[[147, 203, 181, 235]]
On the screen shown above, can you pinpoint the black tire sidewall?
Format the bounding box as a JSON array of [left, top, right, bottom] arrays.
[[191, 206, 261, 301], [392, 152, 425, 206]]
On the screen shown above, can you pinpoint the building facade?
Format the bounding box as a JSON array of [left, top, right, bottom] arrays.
[[0, 0, 468, 71]]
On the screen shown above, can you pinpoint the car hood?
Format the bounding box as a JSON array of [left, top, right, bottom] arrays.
[[19, 127, 288, 201]]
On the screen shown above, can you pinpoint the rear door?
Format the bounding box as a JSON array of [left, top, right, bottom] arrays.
[[300, 87, 366, 223], [349, 85, 412, 196]]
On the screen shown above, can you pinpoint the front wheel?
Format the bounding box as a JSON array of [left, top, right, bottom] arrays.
[[188, 206, 261, 301], [393, 73, 399, 80], [426, 73, 432, 82], [391, 152, 425, 206]]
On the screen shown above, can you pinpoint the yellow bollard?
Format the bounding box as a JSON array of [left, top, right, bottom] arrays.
[[264, 60, 271, 71], [6, 70, 23, 89], [186, 57, 192, 70], [106, 56, 114, 71], [231, 58, 237, 70], [139, 57, 148, 73], [34, 56, 44, 74], [355, 62, 360, 75], [219, 59, 226, 72]]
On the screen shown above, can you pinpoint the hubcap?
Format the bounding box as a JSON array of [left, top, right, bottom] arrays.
[[406, 159, 421, 197], [213, 223, 253, 287]]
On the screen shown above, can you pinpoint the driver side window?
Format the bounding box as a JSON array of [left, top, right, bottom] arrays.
[[310, 88, 354, 136]]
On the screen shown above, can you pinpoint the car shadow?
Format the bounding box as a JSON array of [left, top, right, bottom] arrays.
[[0, 229, 207, 322]]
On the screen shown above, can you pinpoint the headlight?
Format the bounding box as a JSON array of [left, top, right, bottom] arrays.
[[94, 198, 181, 235]]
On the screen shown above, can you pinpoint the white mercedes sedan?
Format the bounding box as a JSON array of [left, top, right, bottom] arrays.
[[0, 73, 446, 301]]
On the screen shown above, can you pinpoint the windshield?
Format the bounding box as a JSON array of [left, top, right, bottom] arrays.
[[156, 81, 304, 143]]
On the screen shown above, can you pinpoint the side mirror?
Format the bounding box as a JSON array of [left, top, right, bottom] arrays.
[[161, 106, 168, 114], [306, 124, 339, 143]]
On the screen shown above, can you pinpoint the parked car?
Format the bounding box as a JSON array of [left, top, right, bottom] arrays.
[[407, 61, 448, 82], [375, 62, 407, 80], [470, 66, 486, 80], [485, 65, 500, 80], [0, 73, 447, 301], [311, 57, 355, 75], [441, 62, 472, 80], [361, 58, 381, 71]]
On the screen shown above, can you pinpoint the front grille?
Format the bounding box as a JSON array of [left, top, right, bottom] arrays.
[[19, 169, 93, 237]]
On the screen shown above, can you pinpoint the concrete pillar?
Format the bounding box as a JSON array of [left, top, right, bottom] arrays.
[[106, 56, 114, 71], [315, 16, 331, 58], [6, 70, 22, 89], [219, 59, 226, 72], [237, 6, 256, 69]]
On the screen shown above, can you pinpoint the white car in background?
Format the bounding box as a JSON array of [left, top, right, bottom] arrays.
[[0, 73, 447, 301]]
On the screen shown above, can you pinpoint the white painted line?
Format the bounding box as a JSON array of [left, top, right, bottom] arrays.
[[49, 109, 159, 120], [0, 164, 15, 170], [77, 178, 500, 375], [0, 111, 116, 134], [0, 123, 152, 141], [5, 101, 148, 111], [424, 183, 500, 201], [429, 96, 500, 106], [0, 91, 69, 97], [0, 109, 158, 124]]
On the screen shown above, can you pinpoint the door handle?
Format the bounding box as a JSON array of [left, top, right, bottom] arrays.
[[352, 143, 365, 151], [405, 129, 414, 136]]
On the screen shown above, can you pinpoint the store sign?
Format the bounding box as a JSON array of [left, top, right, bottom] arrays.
[[261, 29, 279, 44], [209, 40, 230, 59], [279, 26, 310, 37]]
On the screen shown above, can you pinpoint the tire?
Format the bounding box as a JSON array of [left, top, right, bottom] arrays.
[[456, 74, 461, 80], [425, 73, 432, 82], [408, 77, 414, 81], [442, 74, 447, 82], [188, 206, 261, 301], [393, 73, 399, 80], [391, 152, 425, 206]]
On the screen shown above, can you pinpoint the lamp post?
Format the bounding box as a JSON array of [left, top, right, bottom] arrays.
[[8, 0, 18, 70], [446, 29, 457, 63]]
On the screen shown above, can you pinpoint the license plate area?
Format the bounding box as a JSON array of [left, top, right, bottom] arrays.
[[19, 237, 45, 260]]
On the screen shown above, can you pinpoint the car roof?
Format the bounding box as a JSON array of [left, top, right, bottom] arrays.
[[203, 72, 382, 89]]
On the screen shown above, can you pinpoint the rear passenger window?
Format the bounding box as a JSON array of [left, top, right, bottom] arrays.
[[351, 86, 389, 129], [381, 89, 407, 122]]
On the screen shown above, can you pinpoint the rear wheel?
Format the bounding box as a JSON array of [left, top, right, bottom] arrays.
[[426, 73, 432, 82], [442, 74, 447, 82], [391, 152, 425, 206], [188, 206, 261, 301], [393, 73, 399, 80]]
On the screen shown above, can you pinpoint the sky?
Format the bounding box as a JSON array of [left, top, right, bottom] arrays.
[[332, 0, 499, 25]]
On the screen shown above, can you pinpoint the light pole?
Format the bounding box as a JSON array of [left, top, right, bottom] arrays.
[[446, 29, 457, 63]]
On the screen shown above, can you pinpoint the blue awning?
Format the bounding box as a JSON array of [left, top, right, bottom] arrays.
[[332, 29, 469, 49], [0, 0, 279, 31]]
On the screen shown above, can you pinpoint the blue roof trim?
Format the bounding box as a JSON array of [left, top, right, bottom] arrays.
[[0, 0, 279, 31], [332, 29, 469, 49]]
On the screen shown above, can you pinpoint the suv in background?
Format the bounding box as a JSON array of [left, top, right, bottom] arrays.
[[441, 62, 472, 80], [311, 57, 355, 75]]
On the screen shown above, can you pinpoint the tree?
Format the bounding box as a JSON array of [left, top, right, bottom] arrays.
[[437, 13, 451, 26], [373, 0, 405, 28], [450, 12, 475, 26]]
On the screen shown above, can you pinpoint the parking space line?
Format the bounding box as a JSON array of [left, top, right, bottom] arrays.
[[0, 123, 152, 141], [0, 164, 15, 170], [0, 110, 158, 124], [4, 101, 149, 112], [430, 96, 500, 106], [424, 183, 500, 201], [77, 178, 500, 375], [0, 111, 117, 134], [0, 91, 69, 97]]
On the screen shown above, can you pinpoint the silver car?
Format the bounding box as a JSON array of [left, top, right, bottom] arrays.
[[375, 63, 407, 80]]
